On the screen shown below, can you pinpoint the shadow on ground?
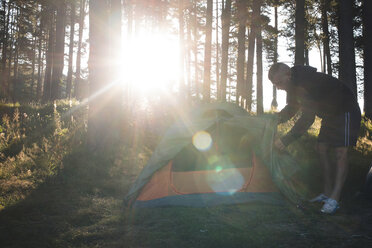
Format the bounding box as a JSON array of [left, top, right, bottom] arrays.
[[0, 150, 129, 248], [1, 148, 372, 248]]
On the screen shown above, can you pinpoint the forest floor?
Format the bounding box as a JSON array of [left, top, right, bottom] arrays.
[[0, 148, 372, 248], [1, 103, 372, 248]]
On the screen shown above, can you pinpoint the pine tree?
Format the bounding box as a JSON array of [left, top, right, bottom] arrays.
[[203, 0, 213, 102], [220, 0, 231, 102], [236, 0, 247, 106], [363, 0, 372, 119], [256, 0, 263, 115], [51, 0, 66, 100], [338, 0, 357, 96], [66, 1, 76, 99], [295, 0, 305, 65]]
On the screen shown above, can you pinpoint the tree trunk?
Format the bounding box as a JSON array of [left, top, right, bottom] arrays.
[[338, 0, 357, 97], [220, 0, 231, 102], [12, 7, 19, 102], [88, 0, 110, 151], [43, 10, 55, 103], [36, 31, 43, 100], [1, 0, 9, 98], [321, 0, 332, 75], [88, 0, 121, 152], [179, 0, 185, 102], [31, 36, 36, 98], [246, 1, 259, 111], [203, 0, 213, 102], [363, 0, 372, 119], [0, 0, 5, 74], [271, 2, 278, 110], [187, 14, 192, 100], [193, 0, 199, 99], [75, 0, 86, 99], [110, 0, 121, 75], [295, 0, 305, 65], [305, 47, 309, 65], [51, 1, 66, 100], [256, 3, 263, 115], [7, 6, 13, 98], [236, 0, 246, 105], [215, 0, 219, 100], [66, 1, 76, 99], [108, 0, 123, 141]]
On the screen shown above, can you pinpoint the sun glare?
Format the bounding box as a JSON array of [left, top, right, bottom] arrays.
[[121, 33, 180, 94]]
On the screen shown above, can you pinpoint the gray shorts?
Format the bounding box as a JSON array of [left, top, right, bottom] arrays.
[[318, 107, 361, 147]]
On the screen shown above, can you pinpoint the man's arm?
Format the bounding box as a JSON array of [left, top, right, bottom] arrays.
[[278, 104, 299, 124], [281, 110, 316, 146], [277, 90, 299, 123]]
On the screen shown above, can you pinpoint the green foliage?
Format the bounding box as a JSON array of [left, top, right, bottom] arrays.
[[0, 100, 87, 208]]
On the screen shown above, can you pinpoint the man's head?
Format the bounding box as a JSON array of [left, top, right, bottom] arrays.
[[268, 63, 291, 91]]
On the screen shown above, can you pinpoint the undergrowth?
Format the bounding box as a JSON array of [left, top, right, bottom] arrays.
[[0, 100, 169, 209], [0, 100, 87, 208]]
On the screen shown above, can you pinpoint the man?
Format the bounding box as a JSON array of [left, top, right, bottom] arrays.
[[268, 63, 361, 214]]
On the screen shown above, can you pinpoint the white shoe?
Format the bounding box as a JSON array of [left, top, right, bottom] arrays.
[[309, 193, 328, 203], [321, 198, 340, 214]]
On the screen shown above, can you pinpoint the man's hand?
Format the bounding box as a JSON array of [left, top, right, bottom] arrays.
[[274, 138, 286, 152]]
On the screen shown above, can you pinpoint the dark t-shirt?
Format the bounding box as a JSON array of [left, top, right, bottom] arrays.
[[278, 65, 359, 146]]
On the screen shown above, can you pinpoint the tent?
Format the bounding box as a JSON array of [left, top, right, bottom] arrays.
[[125, 103, 305, 208]]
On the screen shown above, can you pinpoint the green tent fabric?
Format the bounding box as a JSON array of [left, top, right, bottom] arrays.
[[125, 102, 306, 206]]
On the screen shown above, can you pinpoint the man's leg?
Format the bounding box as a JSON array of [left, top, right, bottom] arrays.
[[317, 142, 333, 197], [330, 147, 349, 202]]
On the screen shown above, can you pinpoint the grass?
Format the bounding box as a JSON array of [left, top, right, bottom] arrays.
[[0, 103, 372, 247]]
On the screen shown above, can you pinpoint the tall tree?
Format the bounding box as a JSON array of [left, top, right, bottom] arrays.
[[215, 0, 219, 99], [203, 0, 213, 102], [88, 0, 122, 152], [321, 0, 332, 75], [51, 0, 66, 100], [36, 30, 43, 100], [88, 0, 110, 151], [220, 0, 231, 102], [1, 0, 9, 98], [295, 0, 305, 65], [236, 0, 246, 105], [256, 1, 263, 115], [246, 1, 259, 111], [192, 0, 199, 98], [179, 0, 186, 102], [43, 9, 55, 102], [75, 0, 86, 99], [7, 4, 13, 98], [12, 6, 19, 101], [338, 0, 357, 96], [363, 0, 372, 119], [186, 12, 192, 100], [31, 36, 37, 97], [271, 1, 279, 110], [66, 1, 76, 99], [109, 0, 122, 80]]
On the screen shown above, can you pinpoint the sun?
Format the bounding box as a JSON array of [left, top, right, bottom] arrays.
[[121, 32, 180, 94]]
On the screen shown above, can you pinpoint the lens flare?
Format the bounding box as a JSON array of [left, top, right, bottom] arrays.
[[207, 169, 245, 194], [192, 131, 213, 151]]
